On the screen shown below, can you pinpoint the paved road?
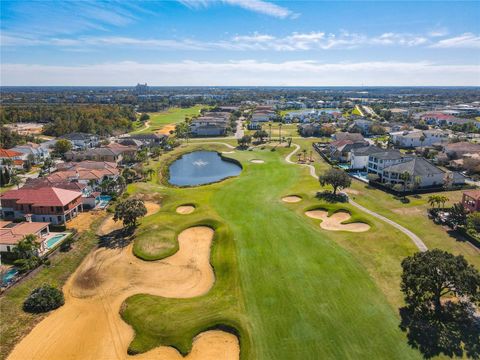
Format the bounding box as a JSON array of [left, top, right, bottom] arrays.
[[285, 144, 428, 252]]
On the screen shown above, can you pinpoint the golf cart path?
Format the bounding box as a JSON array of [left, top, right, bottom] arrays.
[[286, 144, 428, 252]]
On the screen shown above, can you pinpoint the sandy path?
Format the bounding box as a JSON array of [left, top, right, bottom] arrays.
[[176, 205, 195, 215], [282, 195, 302, 203], [7, 226, 233, 360], [305, 210, 370, 232]]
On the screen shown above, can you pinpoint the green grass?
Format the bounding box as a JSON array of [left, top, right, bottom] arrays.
[[122, 142, 422, 359], [0, 217, 104, 360], [131, 105, 206, 134]]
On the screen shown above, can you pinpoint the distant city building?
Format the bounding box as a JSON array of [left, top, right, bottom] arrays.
[[134, 83, 149, 95]]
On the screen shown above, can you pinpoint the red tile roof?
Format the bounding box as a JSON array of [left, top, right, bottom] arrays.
[[0, 149, 23, 158], [0, 221, 50, 245], [464, 190, 480, 200], [0, 187, 82, 207]]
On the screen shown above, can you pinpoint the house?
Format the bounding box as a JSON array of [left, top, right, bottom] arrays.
[[390, 129, 449, 148], [1, 187, 83, 224], [22, 177, 100, 210], [462, 190, 480, 213], [351, 119, 372, 135], [381, 157, 445, 187], [350, 146, 383, 170], [64, 143, 136, 163], [126, 134, 166, 147], [420, 112, 457, 126], [60, 133, 99, 150], [190, 115, 228, 137], [0, 149, 25, 170], [10, 143, 50, 164], [328, 139, 368, 163], [367, 150, 411, 177], [0, 220, 50, 254]]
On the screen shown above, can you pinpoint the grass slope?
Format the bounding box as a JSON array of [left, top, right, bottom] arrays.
[[132, 105, 205, 134], [122, 143, 421, 360]]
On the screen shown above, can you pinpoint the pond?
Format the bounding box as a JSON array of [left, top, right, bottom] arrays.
[[169, 151, 241, 186]]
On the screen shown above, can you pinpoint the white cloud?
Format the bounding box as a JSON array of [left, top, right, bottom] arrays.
[[430, 33, 480, 49], [178, 0, 297, 19], [3, 30, 454, 52], [2, 60, 479, 86]]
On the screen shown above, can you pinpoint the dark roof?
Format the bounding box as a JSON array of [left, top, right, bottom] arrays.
[[383, 157, 444, 176], [370, 149, 405, 160], [351, 146, 383, 156], [129, 134, 166, 141], [334, 132, 365, 142], [60, 132, 96, 140]]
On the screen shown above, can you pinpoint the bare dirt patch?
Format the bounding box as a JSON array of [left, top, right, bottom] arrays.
[[344, 188, 361, 196], [250, 159, 264, 164], [133, 330, 240, 360], [157, 124, 176, 135], [282, 195, 302, 203], [97, 201, 160, 236], [305, 210, 370, 232], [176, 205, 195, 214], [7, 226, 229, 360], [67, 211, 105, 232]]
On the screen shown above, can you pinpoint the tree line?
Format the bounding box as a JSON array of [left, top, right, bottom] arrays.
[[0, 105, 137, 137]]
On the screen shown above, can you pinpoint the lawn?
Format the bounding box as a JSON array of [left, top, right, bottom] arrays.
[[245, 123, 299, 138], [121, 142, 422, 359], [131, 105, 206, 134]]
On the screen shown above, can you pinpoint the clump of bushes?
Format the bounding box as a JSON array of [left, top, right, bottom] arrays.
[[23, 285, 64, 313]]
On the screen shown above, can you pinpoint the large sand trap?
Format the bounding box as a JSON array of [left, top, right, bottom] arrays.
[[305, 210, 370, 232], [250, 159, 264, 163], [133, 330, 239, 360], [7, 226, 232, 360], [282, 195, 302, 203], [176, 205, 195, 214], [97, 201, 161, 236]]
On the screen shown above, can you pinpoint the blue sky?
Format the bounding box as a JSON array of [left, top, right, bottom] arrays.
[[1, 0, 479, 86]]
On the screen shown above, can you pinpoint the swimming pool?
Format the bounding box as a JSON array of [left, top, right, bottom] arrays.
[[96, 195, 112, 209], [46, 233, 69, 249], [2, 268, 18, 285]]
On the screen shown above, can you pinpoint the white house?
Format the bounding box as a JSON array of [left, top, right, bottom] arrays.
[[382, 157, 445, 187], [390, 129, 449, 148], [60, 133, 99, 150], [350, 146, 383, 170]]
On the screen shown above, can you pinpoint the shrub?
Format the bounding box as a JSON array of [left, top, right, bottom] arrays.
[[23, 285, 65, 313]]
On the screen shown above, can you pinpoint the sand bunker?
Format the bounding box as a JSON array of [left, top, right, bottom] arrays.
[[133, 330, 239, 360], [305, 210, 370, 232], [7, 226, 233, 360], [176, 205, 195, 214], [97, 201, 160, 236], [250, 159, 264, 163], [282, 195, 302, 203]]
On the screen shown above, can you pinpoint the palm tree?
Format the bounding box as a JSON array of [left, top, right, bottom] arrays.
[[146, 168, 156, 181], [302, 149, 307, 162], [400, 171, 411, 194], [279, 123, 283, 141], [268, 123, 272, 142], [428, 195, 439, 208], [10, 174, 22, 189], [438, 195, 449, 209]]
